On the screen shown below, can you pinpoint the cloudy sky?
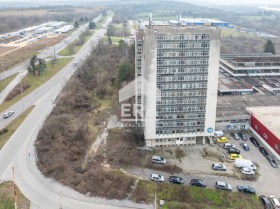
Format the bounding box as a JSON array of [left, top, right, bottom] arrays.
[[187, 0, 280, 6], [0, 0, 280, 6]]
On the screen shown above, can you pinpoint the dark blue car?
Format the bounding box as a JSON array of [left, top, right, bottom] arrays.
[[240, 142, 249, 151]]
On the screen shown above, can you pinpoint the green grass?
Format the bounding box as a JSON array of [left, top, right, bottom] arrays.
[[132, 180, 263, 209], [0, 182, 30, 209], [0, 57, 73, 112], [0, 105, 34, 149], [0, 73, 18, 93], [221, 28, 255, 38], [58, 32, 94, 56]]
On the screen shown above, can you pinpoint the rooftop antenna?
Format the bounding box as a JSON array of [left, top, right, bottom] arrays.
[[148, 13, 152, 29]]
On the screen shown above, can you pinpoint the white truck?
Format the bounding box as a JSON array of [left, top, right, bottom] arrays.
[[213, 130, 224, 138], [234, 159, 256, 170]]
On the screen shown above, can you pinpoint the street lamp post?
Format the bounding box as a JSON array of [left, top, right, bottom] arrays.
[[20, 76, 24, 112]]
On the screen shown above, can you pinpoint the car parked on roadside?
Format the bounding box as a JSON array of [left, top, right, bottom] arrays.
[[224, 143, 236, 149], [228, 148, 240, 154], [150, 173, 164, 182], [238, 132, 247, 141], [259, 147, 268, 156], [270, 195, 280, 209], [240, 142, 250, 151], [3, 111, 14, 118], [241, 167, 255, 175], [190, 179, 207, 188], [231, 132, 240, 140], [237, 185, 256, 194], [216, 136, 228, 143], [259, 195, 271, 209], [215, 181, 232, 191], [250, 137, 259, 147], [228, 154, 243, 160], [212, 163, 226, 171], [169, 176, 184, 184], [266, 155, 278, 168], [151, 155, 166, 164]]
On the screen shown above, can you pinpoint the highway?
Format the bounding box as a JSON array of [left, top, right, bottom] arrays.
[[0, 14, 151, 209]]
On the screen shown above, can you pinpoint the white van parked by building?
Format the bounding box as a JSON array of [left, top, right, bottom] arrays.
[[234, 159, 256, 170], [214, 130, 224, 138]]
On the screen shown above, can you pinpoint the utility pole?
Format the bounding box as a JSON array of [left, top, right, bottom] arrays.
[[12, 167, 18, 209]]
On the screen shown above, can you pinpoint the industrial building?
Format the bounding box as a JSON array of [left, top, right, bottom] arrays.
[[247, 106, 280, 160], [135, 24, 221, 147], [215, 95, 280, 131], [220, 53, 280, 76]]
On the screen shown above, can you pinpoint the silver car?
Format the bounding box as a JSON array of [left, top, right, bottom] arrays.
[[212, 163, 226, 171], [231, 132, 240, 140], [215, 181, 232, 191], [3, 111, 14, 118]]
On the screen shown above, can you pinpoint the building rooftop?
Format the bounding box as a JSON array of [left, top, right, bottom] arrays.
[[216, 95, 280, 119], [221, 53, 280, 67], [247, 106, 280, 139], [219, 70, 252, 92]]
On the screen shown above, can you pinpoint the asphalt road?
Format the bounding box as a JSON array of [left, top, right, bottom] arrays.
[[0, 14, 152, 209]]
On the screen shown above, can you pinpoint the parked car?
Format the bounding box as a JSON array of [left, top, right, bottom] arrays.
[[3, 111, 14, 118], [270, 195, 280, 209], [234, 159, 256, 170], [238, 132, 247, 141], [212, 163, 226, 171], [231, 132, 240, 140], [240, 142, 250, 151], [215, 181, 232, 191], [169, 176, 184, 184], [150, 174, 164, 182], [228, 148, 240, 154], [190, 179, 207, 188], [216, 136, 228, 143], [237, 185, 256, 194], [241, 167, 255, 175], [259, 195, 271, 209], [224, 143, 236, 149], [228, 154, 243, 160], [151, 155, 166, 164], [250, 137, 259, 147], [259, 147, 269, 156], [266, 155, 278, 168]]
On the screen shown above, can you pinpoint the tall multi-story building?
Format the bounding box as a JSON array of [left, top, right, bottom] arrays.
[[135, 25, 220, 147]]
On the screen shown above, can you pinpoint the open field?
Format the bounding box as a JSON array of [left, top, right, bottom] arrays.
[[133, 180, 263, 209], [0, 182, 30, 209], [221, 28, 255, 38], [0, 106, 34, 150], [0, 73, 18, 93], [240, 16, 276, 20], [0, 35, 66, 71], [0, 57, 73, 112], [0, 46, 16, 55]]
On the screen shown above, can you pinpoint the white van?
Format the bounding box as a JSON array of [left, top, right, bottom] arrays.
[[234, 159, 256, 170], [214, 131, 224, 138]]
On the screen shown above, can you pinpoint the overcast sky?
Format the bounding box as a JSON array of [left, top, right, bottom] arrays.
[[187, 0, 280, 6], [0, 0, 280, 6]]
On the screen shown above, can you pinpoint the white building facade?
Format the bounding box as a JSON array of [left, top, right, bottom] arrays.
[[135, 26, 221, 147]]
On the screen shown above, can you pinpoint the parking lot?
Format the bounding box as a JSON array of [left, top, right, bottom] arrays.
[[125, 132, 280, 197]]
